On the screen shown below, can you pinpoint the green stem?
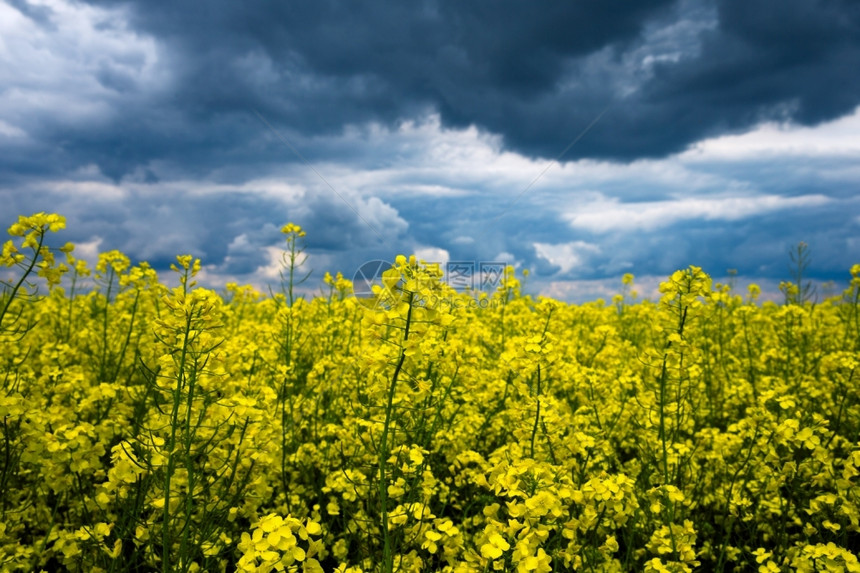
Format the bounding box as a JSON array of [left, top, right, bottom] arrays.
[[378, 290, 413, 573], [179, 353, 199, 573], [529, 364, 541, 459], [658, 354, 670, 487], [163, 306, 193, 573], [0, 232, 44, 331]]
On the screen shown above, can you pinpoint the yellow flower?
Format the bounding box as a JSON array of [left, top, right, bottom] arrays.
[[481, 532, 511, 560]]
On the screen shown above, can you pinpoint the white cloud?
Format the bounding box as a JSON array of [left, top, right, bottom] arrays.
[[186, 176, 409, 242], [71, 236, 103, 264], [493, 252, 517, 265], [257, 245, 296, 282], [0, 0, 169, 129], [681, 106, 860, 161], [533, 241, 601, 274], [566, 194, 832, 233], [0, 119, 27, 139], [413, 247, 449, 266], [43, 179, 128, 200]]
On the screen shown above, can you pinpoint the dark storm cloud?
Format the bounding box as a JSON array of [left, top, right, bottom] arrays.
[[59, 0, 676, 178], [636, 0, 860, 152], [9, 0, 858, 180]]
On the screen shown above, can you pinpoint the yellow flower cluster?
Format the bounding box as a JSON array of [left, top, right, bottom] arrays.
[[1, 214, 859, 572], [237, 514, 324, 572]]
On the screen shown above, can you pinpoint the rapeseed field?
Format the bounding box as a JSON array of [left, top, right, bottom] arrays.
[[1, 213, 859, 572]]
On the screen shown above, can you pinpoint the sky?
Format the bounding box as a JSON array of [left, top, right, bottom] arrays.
[[1, 0, 859, 302]]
